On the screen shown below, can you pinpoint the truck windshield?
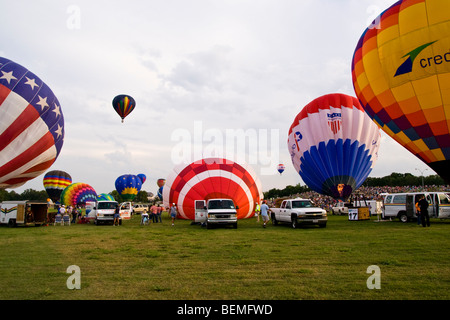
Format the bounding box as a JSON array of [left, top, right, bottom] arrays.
[[291, 200, 313, 208], [208, 200, 235, 209], [98, 202, 117, 209]]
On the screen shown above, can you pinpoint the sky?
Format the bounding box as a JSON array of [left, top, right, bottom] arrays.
[[1, 0, 433, 197]]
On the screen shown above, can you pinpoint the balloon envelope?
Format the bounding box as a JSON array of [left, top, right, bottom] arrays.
[[43, 170, 72, 202], [288, 93, 381, 200], [137, 173, 146, 184], [97, 193, 115, 201], [0, 57, 64, 189], [115, 174, 142, 201], [277, 164, 285, 174], [163, 158, 263, 220], [60, 182, 97, 207], [352, 0, 450, 183], [112, 94, 135, 123]]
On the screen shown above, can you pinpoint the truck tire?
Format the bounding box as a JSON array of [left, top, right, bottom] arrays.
[[291, 218, 298, 229], [7, 219, 16, 228], [271, 214, 278, 225], [399, 212, 408, 223]]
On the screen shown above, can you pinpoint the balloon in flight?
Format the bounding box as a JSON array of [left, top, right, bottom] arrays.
[[112, 94, 135, 123], [288, 93, 381, 200], [352, 0, 450, 183], [277, 164, 285, 175], [0, 57, 64, 189]]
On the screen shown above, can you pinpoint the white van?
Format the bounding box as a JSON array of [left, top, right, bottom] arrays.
[[86, 200, 121, 225], [382, 192, 450, 222]]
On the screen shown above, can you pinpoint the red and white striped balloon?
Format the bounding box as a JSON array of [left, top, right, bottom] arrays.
[[163, 158, 263, 220]]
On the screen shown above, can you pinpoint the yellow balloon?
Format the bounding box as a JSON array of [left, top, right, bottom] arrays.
[[352, 0, 450, 183]]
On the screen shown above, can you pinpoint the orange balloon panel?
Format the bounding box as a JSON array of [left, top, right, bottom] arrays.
[[162, 158, 263, 220], [352, 0, 450, 183]]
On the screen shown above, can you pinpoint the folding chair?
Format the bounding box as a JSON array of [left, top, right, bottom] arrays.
[[63, 214, 71, 226], [54, 214, 63, 226]]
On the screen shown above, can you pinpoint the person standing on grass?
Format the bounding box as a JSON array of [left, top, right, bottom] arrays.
[[170, 203, 178, 226], [415, 197, 421, 226], [418, 195, 430, 227], [254, 202, 261, 222], [113, 204, 120, 226], [157, 204, 162, 223], [260, 200, 270, 228]]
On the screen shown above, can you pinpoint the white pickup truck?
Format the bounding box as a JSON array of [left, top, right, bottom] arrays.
[[270, 198, 327, 228]]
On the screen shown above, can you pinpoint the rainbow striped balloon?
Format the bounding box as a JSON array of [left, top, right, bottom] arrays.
[[112, 94, 135, 123], [60, 182, 97, 207], [43, 170, 72, 202]]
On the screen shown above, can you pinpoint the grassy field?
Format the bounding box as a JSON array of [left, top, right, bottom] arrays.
[[0, 213, 449, 300]]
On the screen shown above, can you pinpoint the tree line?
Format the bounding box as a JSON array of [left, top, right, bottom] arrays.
[[1, 172, 446, 203]]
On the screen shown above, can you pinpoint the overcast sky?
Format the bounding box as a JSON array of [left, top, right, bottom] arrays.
[[1, 0, 432, 196]]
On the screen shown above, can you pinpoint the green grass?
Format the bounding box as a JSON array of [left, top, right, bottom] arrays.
[[0, 213, 449, 300]]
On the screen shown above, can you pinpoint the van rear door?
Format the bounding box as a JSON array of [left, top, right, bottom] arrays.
[[194, 200, 207, 223]]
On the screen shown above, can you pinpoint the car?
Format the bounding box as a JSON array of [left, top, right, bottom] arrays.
[[132, 204, 148, 214]]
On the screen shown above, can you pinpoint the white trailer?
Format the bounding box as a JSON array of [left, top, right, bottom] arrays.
[[0, 200, 48, 227]]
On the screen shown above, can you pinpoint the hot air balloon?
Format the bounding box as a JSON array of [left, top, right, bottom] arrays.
[[162, 158, 263, 220], [115, 174, 142, 201], [157, 178, 166, 200], [60, 182, 97, 207], [277, 164, 285, 175], [0, 57, 64, 189], [43, 170, 72, 202], [352, 0, 450, 183], [97, 193, 115, 201], [288, 93, 381, 201], [112, 94, 135, 123], [137, 173, 146, 185]]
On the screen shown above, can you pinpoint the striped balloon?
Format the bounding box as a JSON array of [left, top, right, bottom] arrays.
[[60, 182, 97, 207], [0, 57, 64, 189], [288, 93, 381, 200], [163, 158, 263, 220], [112, 94, 135, 123], [43, 170, 72, 202], [97, 193, 115, 201]]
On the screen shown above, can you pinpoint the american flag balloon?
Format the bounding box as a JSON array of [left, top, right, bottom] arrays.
[[0, 57, 64, 189]]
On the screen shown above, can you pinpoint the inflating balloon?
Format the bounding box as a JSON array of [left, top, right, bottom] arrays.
[[43, 170, 72, 202], [60, 182, 97, 207], [112, 94, 135, 123], [352, 0, 450, 183], [115, 174, 142, 201], [137, 173, 146, 184], [157, 178, 166, 201], [0, 57, 64, 189], [288, 93, 380, 200], [97, 193, 115, 201], [163, 158, 263, 220]]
